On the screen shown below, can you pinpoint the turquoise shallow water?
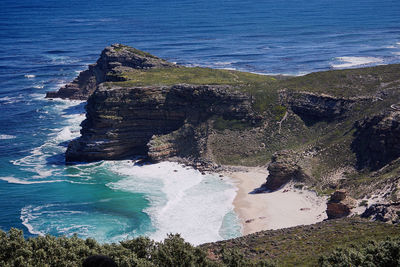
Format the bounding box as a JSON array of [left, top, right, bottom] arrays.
[[0, 0, 400, 244]]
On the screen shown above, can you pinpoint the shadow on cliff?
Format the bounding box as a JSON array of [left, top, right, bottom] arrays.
[[294, 112, 335, 127]]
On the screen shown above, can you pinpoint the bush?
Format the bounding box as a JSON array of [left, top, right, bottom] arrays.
[[319, 237, 400, 267], [2, 229, 268, 267]]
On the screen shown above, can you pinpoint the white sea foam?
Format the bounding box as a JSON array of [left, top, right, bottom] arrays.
[[48, 55, 79, 65], [24, 74, 36, 79], [0, 134, 16, 140], [331, 56, 383, 69], [0, 176, 65, 184], [20, 202, 135, 243], [21, 206, 45, 236], [213, 61, 235, 66], [107, 161, 238, 245], [29, 93, 46, 100], [0, 95, 22, 104], [11, 100, 85, 178]]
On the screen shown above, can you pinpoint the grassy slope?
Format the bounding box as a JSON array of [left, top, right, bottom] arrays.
[[203, 218, 400, 266]]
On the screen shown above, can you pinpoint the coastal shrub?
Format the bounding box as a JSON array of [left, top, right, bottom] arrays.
[[213, 117, 252, 131], [318, 237, 400, 266], [220, 247, 276, 267], [2, 229, 264, 267], [272, 105, 287, 121]]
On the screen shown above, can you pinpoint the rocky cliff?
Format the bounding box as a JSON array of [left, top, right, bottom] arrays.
[[66, 83, 257, 162], [279, 90, 357, 121], [352, 109, 400, 170], [46, 44, 175, 100]]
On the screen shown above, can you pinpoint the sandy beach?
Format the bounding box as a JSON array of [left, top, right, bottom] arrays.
[[223, 167, 327, 235]]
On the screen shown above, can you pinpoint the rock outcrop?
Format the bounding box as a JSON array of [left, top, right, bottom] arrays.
[[265, 150, 309, 191], [46, 44, 175, 100], [326, 190, 356, 219], [361, 202, 400, 224], [280, 90, 356, 121], [352, 109, 400, 170], [66, 83, 257, 162]]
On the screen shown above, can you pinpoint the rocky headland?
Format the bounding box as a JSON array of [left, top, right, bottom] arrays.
[[47, 44, 400, 225]]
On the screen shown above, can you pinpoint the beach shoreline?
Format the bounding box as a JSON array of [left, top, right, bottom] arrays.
[[221, 167, 328, 235]]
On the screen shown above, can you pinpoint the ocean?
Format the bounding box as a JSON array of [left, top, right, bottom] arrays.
[[0, 0, 399, 245]]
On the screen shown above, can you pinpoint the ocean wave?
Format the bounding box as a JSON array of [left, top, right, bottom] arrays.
[[20, 202, 135, 242], [0, 134, 16, 140], [0, 176, 66, 184], [392, 52, 400, 56], [331, 56, 384, 69], [107, 161, 239, 245], [33, 84, 44, 89], [46, 55, 79, 65], [11, 101, 85, 178], [0, 95, 22, 104], [21, 205, 45, 236], [24, 74, 36, 79]]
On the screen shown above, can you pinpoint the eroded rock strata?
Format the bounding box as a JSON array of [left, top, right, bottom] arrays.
[[352, 109, 400, 170], [66, 83, 257, 162]]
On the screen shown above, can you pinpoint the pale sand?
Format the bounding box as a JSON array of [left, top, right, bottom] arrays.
[[223, 167, 327, 235]]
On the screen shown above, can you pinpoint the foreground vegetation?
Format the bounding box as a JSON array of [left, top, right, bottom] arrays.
[[204, 218, 400, 266], [0, 229, 273, 267], [1, 218, 399, 266], [319, 237, 400, 266]]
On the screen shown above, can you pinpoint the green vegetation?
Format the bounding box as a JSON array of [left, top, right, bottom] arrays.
[[276, 64, 400, 97], [203, 218, 400, 266], [319, 237, 400, 266], [114, 67, 274, 87], [108, 66, 278, 113], [0, 229, 271, 267], [213, 117, 252, 131], [113, 44, 158, 59], [272, 105, 287, 121]]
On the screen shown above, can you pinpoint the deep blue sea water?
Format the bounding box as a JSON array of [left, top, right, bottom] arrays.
[[0, 0, 400, 244]]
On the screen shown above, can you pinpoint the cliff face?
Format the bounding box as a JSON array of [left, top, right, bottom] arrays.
[[66, 83, 257, 162], [46, 44, 175, 100], [279, 90, 358, 123], [352, 109, 400, 170]]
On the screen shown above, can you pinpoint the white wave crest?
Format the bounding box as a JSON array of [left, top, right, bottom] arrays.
[[24, 74, 36, 79], [0, 96, 22, 104], [11, 101, 85, 178], [21, 205, 45, 236], [0, 134, 16, 140], [331, 56, 383, 69], [0, 176, 65, 184]]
